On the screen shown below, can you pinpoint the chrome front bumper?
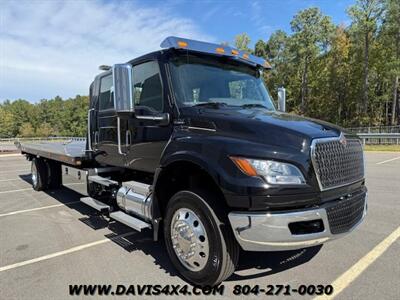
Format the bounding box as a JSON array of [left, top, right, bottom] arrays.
[[228, 194, 367, 251]]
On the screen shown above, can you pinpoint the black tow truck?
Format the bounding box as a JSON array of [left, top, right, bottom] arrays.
[[17, 37, 367, 286]]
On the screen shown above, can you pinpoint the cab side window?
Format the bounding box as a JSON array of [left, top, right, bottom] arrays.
[[132, 61, 163, 112], [99, 74, 114, 110]]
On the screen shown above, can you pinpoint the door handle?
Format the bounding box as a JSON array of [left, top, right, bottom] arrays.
[[117, 116, 124, 155], [94, 131, 99, 144], [87, 108, 95, 151]]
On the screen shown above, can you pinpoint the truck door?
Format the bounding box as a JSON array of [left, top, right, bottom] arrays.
[[95, 72, 127, 167], [125, 60, 172, 173]]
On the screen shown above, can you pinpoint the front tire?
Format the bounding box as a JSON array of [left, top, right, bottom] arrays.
[[164, 190, 239, 286]]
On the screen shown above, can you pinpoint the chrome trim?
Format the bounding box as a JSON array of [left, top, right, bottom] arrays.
[[117, 181, 152, 220], [31, 161, 38, 186], [112, 64, 134, 112], [170, 208, 209, 271], [310, 133, 364, 191], [228, 193, 367, 252], [187, 126, 216, 132]]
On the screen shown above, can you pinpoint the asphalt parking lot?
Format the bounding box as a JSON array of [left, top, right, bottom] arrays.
[[0, 153, 399, 299]]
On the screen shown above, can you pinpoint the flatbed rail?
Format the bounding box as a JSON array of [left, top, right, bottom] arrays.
[[16, 140, 90, 166]]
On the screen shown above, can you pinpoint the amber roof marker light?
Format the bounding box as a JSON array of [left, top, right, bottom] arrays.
[[177, 41, 188, 48]]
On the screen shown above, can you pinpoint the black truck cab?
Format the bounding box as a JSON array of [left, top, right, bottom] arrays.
[[20, 36, 367, 287], [88, 38, 365, 211]]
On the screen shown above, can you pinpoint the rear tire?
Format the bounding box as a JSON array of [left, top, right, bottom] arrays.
[[164, 190, 239, 286], [31, 158, 48, 191], [47, 161, 62, 189]]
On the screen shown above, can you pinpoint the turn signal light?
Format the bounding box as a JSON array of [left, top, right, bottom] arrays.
[[216, 47, 225, 54], [231, 49, 239, 55], [243, 53, 249, 59], [230, 157, 257, 177]]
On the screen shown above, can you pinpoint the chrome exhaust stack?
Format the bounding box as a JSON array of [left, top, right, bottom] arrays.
[[116, 181, 152, 221]]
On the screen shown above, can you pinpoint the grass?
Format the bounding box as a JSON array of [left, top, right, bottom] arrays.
[[364, 144, 400, 152]]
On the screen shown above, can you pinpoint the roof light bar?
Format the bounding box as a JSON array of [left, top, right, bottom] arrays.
[[160, 36, 271, 69]]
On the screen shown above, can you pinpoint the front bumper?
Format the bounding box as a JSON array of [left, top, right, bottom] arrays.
[[228, 192, 367, 251]]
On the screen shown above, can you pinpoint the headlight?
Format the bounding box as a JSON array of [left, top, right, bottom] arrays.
[[230, 157, 306, 185]]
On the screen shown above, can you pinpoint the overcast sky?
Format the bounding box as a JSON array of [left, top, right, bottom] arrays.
[[0, 0, 354, 102]]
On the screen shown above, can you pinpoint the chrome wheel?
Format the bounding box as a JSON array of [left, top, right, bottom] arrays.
[[31, 162, 38, 186], [170, 208, 209, 271]]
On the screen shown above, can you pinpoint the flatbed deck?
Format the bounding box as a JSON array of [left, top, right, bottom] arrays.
[[17, 140, 90, 166]]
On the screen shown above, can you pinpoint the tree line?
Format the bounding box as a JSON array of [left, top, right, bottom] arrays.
[[236, 0, 399, 127], [0, 0, 398, 138], [0, 96, 88, 138]]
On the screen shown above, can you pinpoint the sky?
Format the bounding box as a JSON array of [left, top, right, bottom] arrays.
[[0, 0, 356, 102]]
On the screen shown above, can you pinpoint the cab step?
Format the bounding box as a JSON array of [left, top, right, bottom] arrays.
[[109, 211, 151, 232], [88, 175, 118, 187], [80, 197, 110, 213]]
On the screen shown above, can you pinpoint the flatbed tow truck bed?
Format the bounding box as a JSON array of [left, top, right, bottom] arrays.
[[17, 140, 90, 167]]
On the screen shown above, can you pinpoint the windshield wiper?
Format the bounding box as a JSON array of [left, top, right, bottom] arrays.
[[240, 103, 269, 109], [193, 102, 228, 109]]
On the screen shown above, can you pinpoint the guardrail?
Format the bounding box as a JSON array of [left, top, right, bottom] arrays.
[[347, 125, 400, 134], [357, 133, 400, 145]]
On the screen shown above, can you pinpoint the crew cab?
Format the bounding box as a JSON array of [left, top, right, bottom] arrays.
[[18, 36, 367, 286]]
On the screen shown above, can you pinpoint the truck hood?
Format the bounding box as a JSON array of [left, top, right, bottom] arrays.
[[183, 107, 343, 151]]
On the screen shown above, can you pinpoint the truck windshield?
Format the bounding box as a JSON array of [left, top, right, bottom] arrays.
[[169, 55, 275, 110]]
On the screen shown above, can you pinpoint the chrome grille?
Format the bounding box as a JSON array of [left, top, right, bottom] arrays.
[[311, 136, 364, 190]]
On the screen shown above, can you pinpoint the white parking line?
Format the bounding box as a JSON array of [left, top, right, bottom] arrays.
[[0, 201, 80, 217], [0, 164, 30, 168], [0, 179, 25, 182], [0, 169, 30, 174], [0, 232, 136, 272], [314, 226, 400, 300], [0, 183, 85, 194], [0, 154, 22, 157], [376, 156, 400, 165], [0, 188, 31, 194]]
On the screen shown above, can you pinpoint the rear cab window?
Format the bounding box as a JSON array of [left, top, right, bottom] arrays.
[[99, 74, 114, 110]]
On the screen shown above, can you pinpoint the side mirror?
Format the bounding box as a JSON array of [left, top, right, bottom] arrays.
[[277, 87, 286, 112], [113, 64, 134, 113]]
